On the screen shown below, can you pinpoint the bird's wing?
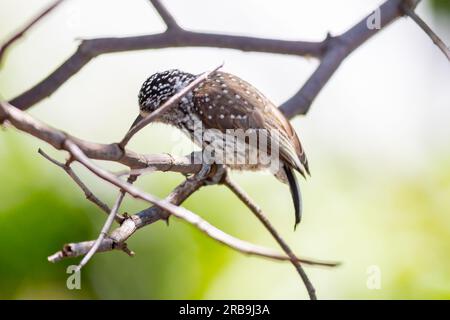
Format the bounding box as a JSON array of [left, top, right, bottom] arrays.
[[193, 71, 309, 175]]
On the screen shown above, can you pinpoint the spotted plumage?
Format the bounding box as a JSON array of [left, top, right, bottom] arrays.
[[134, 69, 310, 228]]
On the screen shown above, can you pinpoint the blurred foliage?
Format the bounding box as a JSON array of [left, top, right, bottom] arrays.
[[0, 132, 235, 299], [0, 131, 449, 299], [430, 0, 450, 16]]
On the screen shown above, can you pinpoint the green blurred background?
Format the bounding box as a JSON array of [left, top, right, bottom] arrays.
[[0, 0, 449, 299]]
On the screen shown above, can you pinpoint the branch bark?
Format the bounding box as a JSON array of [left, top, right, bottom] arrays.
[[402, 4, 450, 61], [3, 100, 338, 269], [38, 148, 124, 222], [47, 154, 338, 268], [2, 101, 203, 174], [75, 185, 128, 271], [8, 33, 322, 110], [148, 0, 180, 31], [6, 0, 424, 119]]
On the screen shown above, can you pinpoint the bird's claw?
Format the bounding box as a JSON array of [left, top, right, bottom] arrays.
[[193, 162, 227, 186]]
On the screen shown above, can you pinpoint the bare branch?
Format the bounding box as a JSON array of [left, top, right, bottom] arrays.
[[120, 64, 223, 147], [8, 32, 322, 110], [148, 0, 180, 31], [37, 148, 125, 222], [224, 175, 316, 300], [48, 239, 134, 262], [64, 142, 338, 272], [75, 186, 127, 271], [4, 96, 337, 270], [48, 172, 206, 263], [280, 0, 419, 117], [48, 169, 339, 267], [403, 4, 450, 61], [6, 0, 420, 120], [50, 232, 339, 267], [5, 101, 335, 269], [7, 34, 322, 110], [1, 101, 202, 175], [0, 0, 66, 63]]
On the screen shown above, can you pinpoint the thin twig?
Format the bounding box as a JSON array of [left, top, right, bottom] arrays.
[[224, 175, 317, 300], [403, 5, 450, 61], [47, 239, 134, 263], [50, 232, 339, 267], [148, 0, 180, 30], [63, 141, 338, 269], [119, 64, 223, 147], [37, 148, 126, 223], [0, 0, 66, 63]]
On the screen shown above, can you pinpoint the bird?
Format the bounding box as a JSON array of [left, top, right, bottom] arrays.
[[131, 69, 310, 229]]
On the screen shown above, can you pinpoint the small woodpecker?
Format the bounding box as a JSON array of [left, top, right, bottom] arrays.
[[131, 69, 310, 229]]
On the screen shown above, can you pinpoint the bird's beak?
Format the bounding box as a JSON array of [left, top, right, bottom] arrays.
[[129, 114, 143, 131]]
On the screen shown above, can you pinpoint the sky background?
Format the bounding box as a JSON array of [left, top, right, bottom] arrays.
[[0, 0, 449, 299]]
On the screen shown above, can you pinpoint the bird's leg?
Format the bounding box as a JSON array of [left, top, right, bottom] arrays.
[[197, 162, 212, 179], [189, 157, 227, 185], [204, 163, 227, 185]]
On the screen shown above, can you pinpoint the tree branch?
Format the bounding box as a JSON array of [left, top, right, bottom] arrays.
[[1, 101, 203, 174], [0, 99, 340, 274], [37, 148, 126, 223], [48, 169, 338, 268], [224, 176, 317, 300], [6, 7, 323, 111], [47, 239, 134, 262], [8, 32, 322, 110], [75, 186, 127, 271], [402, 4, 450, 61], [280, 0, 421, 117], [0, 101, 338, 272], [148, 0, 180, 31]]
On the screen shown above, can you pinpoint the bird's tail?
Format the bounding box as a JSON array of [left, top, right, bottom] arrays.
[[283, 164, 302, 230]]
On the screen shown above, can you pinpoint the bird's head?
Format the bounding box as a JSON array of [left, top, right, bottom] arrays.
[[131, 69, 195, 128]]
